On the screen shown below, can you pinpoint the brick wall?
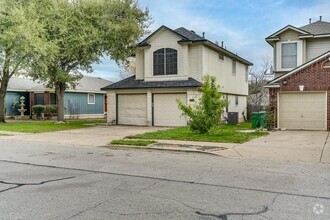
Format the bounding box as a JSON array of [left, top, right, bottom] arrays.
[[269, 55, 330, 130]]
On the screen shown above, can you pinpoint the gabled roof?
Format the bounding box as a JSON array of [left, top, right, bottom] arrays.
[[7, 76, 112, 93], [266, 20, 330, 44], [137, 25, 253, 66], [266, 25, 310, 40], [300, 21, 330, 35], [101, 76, 203, 90], [266, 50, 330, 85], [174, 27, 205, 41]]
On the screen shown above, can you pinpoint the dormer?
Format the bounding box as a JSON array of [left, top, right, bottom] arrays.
[[266, 18, 330, 78]]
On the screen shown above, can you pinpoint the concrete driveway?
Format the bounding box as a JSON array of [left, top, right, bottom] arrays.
[[0, 125, 168, 147], [235, 131, 330, 164]]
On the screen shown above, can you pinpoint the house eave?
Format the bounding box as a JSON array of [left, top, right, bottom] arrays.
[[201, 41, 253, 66]]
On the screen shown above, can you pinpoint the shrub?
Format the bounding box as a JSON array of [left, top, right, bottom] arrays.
[[32, 105, 45, 119], [177, 75, 227, 134], [264, 106, 275, 130], [45, 104, 57, 115]]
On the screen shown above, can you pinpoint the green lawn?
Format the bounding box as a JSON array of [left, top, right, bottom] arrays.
[[0, 119, 106, 133], [111, 139, 156, 146], [126, 122, 267, 144]]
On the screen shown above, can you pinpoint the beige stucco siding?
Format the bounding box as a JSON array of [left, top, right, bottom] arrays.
[[278, 30, 300, 41], [135, 49, 144, 80], [226, 94, 247, 123], [200, 46, 248, 96], [188, 45, 202, 82], [306, 38, 330, 61], [144, 29, 188, 81]]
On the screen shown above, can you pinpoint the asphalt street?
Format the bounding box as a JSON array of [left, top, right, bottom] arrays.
[[0, 139, 329, 219]]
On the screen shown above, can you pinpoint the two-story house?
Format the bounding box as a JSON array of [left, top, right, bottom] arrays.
[[265, 17, 330, 130], [102, 25, 252, 127]]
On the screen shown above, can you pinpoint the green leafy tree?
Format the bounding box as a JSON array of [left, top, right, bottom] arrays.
[[30, 0, 150, 121], [178, 75, 228, 133], [0, 0, 50, 123]]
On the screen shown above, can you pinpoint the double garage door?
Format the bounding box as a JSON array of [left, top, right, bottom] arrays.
[[117, 93, 187, 126], [279, 92, 327, 130]]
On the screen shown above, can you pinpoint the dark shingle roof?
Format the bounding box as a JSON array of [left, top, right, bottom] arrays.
[[137, 25, 252, 66], [174, 27, 205, 41], [101, 76, 203, 90], [300, 21, 330, 35]]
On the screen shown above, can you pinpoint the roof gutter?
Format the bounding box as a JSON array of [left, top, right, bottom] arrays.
[[264, 84, 280, 88], [201, 41, 253, 66]]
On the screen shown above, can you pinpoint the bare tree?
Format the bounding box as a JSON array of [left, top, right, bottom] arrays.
[[248, 57, 273, 113], [118, 57, 136, 79]]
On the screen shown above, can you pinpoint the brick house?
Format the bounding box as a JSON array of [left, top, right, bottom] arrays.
[[265, 17, 330, 130]]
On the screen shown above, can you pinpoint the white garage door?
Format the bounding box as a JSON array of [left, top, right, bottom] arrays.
[[279, 92, 326, 130], [153, 93, 187, 127], [118, 94, 147, 125]]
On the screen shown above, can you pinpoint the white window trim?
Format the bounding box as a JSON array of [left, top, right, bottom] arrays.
[[88, 93, 95, 105], [276, 40, 303, 72]]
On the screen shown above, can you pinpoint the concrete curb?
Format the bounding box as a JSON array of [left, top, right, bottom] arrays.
[[103, 145, 225, 157]]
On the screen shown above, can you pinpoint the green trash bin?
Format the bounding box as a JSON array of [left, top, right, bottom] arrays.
[[258, 111, 266, 128], [251, 112, 259, 129]]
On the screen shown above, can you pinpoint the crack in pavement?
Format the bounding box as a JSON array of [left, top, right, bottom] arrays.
[[66, 201, 104, 219], [0, 176, 75, 193], [1, 159, 329, 201], [106, 210, 176, 216], [195, 206, 268, 219], [142, 193, 206, 213], [195, 193, 281, 220]]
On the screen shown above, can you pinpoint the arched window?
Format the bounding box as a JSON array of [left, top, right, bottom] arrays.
[[153, 48, 177, 75]]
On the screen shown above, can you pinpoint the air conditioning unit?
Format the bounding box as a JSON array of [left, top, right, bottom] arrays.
[[227, 112, 238, 125]]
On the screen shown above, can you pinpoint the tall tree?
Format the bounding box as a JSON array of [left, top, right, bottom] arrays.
[[248, 57, 273, 113], [31, 0, 150, 121], [0, 0, 49, 123]]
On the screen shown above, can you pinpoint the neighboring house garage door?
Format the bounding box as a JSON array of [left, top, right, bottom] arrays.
[[117, 94, 147, 125], [153, 93, 187, 127], [279, 92, 326, 130]]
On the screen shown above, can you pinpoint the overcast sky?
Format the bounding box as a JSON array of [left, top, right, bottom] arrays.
[[87, 0, 330, 82]]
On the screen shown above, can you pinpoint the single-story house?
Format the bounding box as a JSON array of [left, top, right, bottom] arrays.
[[6, 76, 112, 119]]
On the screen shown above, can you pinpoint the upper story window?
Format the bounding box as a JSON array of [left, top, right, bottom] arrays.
[[153, 48, 177, 75], [281, 42, 297, 69], [219, 53, 224, 61], [232, 60, 236, 76]]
